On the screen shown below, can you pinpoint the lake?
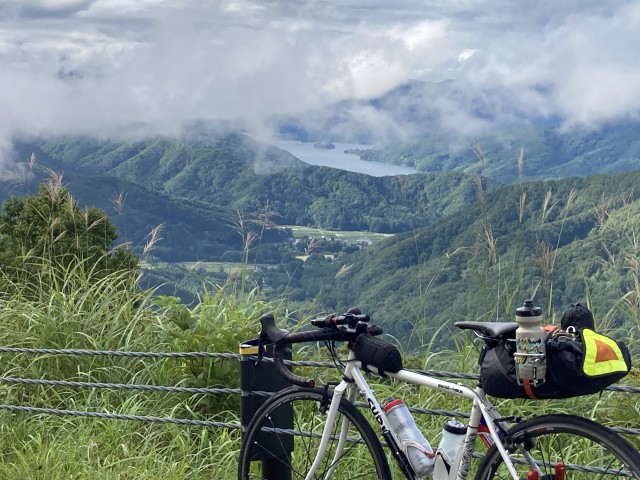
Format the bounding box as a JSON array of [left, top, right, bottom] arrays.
[[270, 139, 418, 177]]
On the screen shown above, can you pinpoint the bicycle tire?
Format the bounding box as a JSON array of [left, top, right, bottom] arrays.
[[475, 413, 640, 479], [238, 386, 392, 479]]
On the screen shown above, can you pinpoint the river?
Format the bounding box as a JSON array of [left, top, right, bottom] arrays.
[[270, 139, 418, 177]]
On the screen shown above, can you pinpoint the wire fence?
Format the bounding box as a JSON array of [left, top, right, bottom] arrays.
[[0, 346, 638, 437]]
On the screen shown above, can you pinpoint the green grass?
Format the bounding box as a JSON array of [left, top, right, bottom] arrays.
[[0, 412, 241, 479], [0, 237, 637, 478], [0, 255, 262, 479]]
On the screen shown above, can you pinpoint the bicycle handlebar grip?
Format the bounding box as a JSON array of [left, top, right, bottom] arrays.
[[310, 314, 336, 328], [273, 342, 315, 388], [272, 329, 335, 388], [270, 325, 382, 387]]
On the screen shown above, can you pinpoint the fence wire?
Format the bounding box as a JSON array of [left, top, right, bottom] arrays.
[[0, 345, 638, 437]]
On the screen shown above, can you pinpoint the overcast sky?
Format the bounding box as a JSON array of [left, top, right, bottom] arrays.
[[2, 0, 640, 163]]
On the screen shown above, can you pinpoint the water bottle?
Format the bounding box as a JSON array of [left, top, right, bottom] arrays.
[[383, 398, 435, 477], [515, 299, 547, 385], [433, 419, 467, 480]]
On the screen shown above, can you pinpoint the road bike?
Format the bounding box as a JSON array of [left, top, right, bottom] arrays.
[[238, 310, 640, 479]]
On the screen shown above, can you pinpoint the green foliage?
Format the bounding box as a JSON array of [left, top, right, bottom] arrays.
[[0, 418, 240, 479], [293, 170, 640, 350], [357, 120, 640, 183], [0, 238, 636, 477], [0, 255, 154, 382], [1, 168, 245, 263], [0, 254, 247, 478], [0, 176, 138, 290], [156, 285, 276, 412], [9, 133, 640, 354], [16, 134, 483, 236]]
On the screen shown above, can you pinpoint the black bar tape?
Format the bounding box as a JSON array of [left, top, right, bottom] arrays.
[[273, 342, 315, 387], [272, 329, 335, 387]]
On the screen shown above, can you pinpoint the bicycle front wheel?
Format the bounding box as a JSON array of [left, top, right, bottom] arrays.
[[475, 413, 640, 479], [238, 386, 391, 479]]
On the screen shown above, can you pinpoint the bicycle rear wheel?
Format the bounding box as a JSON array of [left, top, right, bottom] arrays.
[[475, 413, 640, 479], [238, 386, 391, 479]]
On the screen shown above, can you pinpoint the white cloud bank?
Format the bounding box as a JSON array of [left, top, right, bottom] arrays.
[[1, 0, 640, 161]]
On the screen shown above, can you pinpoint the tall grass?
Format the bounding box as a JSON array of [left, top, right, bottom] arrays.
[[1, 175, 638, 477], [0, 252, 637, 478], [0, 254, 268, 479]]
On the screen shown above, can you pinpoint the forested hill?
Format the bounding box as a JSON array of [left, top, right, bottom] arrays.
[[0, 171, 243, 262], [356, 120, 640, 184], [14, 133, 487, 234], [295, 169, 640, 348], [6, 133, 640, 351]]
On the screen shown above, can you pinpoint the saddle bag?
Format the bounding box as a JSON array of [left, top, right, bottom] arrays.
[[479, 328, 631, 399], [354, 333, 403, 374]]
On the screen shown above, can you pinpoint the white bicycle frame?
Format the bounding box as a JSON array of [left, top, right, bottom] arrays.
[[305, 349, 525, 480]]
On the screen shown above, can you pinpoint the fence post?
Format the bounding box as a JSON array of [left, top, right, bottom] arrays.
[[239, 336, 292, 479]]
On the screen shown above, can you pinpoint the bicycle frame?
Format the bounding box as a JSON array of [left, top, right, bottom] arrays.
[[307, 349, 522, 480]]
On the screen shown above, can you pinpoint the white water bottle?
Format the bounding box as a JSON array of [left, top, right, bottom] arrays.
[[383, 398, 435, 477], [515, 299, 546, 384], [433, 419, 467, 480]]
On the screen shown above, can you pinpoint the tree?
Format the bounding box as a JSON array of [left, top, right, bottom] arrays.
[[0, 174, 138, 286]]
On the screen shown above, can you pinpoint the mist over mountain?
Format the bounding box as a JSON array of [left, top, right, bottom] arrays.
[[352, 118, 640, 184], [269, 79, 561, 145], [264, 79, 640, 187], [4, 1, 640, 179]]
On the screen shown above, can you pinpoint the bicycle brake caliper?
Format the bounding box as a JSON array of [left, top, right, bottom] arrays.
[[320, 384, 332, 414]]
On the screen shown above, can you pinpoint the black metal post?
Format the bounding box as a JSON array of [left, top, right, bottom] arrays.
[[239, 339, 292, 479]]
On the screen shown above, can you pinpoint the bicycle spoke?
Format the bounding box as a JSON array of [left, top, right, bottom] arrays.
[[476, 415, 640, 480], [239, 387, 391, 479]]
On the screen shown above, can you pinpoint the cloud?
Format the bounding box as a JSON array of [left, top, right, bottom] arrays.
[[1, 0, 640, 166], [3, 0, 95, 18]]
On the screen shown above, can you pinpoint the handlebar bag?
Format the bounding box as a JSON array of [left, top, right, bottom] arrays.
[[354, 333, 403, 374], [479, 329, 631, 399]]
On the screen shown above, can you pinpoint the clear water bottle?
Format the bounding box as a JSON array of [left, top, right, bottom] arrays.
[[383, 398, 435, 477], [433, 419, 467, 480], [515, 299, 546, 385]]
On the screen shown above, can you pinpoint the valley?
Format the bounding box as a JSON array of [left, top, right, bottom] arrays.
[[4, 128, 640, 351]]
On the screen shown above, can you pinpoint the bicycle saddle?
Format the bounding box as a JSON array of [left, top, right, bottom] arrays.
[[455, 321, 518, 338]]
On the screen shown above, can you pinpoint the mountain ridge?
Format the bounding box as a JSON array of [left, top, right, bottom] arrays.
[[13, 133, 484, 235], [4, 132, 640, 347], [291, 169, 640, 346]]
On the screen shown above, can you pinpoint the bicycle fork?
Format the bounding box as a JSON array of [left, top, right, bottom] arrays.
[[304, 378, 354, 480], [304, 359, 399, 480]]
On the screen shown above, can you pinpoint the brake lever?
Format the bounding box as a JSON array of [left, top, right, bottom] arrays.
[[255, 332, 265, 365]]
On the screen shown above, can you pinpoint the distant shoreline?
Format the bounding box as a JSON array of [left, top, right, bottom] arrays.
[[269, 139, 418, 177]]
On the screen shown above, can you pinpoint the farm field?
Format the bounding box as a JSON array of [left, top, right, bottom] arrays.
[[283, 225, 393, 244], [175, 261, 271, 273]]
